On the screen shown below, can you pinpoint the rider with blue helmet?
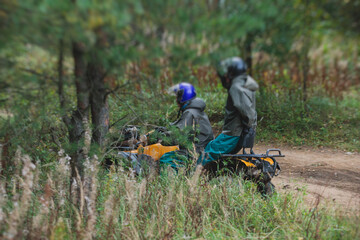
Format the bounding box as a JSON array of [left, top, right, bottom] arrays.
[[159, 82, 214, 169], [168, 82, 196, 105]]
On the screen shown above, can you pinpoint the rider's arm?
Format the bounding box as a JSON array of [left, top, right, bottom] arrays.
[[174, 111, 195, 130], [229, 86, 256, 128]]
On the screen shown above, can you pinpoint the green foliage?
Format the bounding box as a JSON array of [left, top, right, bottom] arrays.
[[318, 0, 360, 37], [147, 125, 196, 150], [254, 85, 360, 151], [199, 85, 227, 125]]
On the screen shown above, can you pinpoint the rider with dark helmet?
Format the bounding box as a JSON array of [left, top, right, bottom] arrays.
[[198, 57, 259, 166], [159, 82, 214, 169]]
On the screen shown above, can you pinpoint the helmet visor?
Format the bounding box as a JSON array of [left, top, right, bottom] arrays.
[[216, 61, 228, 79], [166, 84, 180, 95]]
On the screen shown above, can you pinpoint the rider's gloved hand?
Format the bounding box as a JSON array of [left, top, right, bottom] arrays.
[[155, 126, 172, 137], [155, 126, 168, 133]]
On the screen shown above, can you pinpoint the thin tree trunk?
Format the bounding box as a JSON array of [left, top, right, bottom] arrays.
[[302, 55, 309, 103], [88, 60, 109, 147], [69, 42, 90, 180], [58, 39, 71, 127], [88, 29, 110, 148], [1, 132, 10, 176], [244, 34, 253, 76], [302, 0, 310, 104]]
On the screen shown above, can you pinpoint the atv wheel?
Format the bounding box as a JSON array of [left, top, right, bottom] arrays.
[[137, 154, 159, 177], [258, 181, 275, 197]]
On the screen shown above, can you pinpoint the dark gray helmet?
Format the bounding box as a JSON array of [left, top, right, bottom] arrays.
[[217, 57, 247, 88]]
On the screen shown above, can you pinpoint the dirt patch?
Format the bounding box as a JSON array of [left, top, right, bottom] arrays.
[[253, 144, 360, 210]]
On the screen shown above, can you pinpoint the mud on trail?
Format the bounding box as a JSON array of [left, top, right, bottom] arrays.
[[254, 144, 360, 211]]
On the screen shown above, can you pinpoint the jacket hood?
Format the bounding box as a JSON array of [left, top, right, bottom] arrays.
[[183, 98, 206, 111], [232, 75, 259, 91]]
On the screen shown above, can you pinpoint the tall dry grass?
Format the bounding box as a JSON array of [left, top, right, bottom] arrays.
[[0, 148, 359, 239]]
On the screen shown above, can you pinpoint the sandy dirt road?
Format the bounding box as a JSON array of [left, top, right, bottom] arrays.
[[254, 144, 360, 211]]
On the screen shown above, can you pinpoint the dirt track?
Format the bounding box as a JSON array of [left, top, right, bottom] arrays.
[[254, 144, 360, 211]]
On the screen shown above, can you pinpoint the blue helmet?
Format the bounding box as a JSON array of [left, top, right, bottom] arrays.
[[168, 82, 196, 103]]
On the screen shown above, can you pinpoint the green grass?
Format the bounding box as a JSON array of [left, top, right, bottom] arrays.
[[254, 87, 360, 151], [1, 153, 359, 239]]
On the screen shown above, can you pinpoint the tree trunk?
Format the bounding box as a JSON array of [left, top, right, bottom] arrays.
[[69, 42, 90, 180], [58, 39, 71, 127], [244, 34, 253, 76], [88, 60, 109, 147], [302, 0, 311, 104], [302, 55, 309, 103], [1, 132, 10, 176], [88, 29, 110, 148]]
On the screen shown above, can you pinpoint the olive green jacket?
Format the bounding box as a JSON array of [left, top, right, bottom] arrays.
[[222, 75, 259, 136], [173, 98, 214, 152]]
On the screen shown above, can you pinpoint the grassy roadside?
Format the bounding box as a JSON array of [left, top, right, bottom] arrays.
[[0, 151, 359, 239], [255, 88, 360, 152]]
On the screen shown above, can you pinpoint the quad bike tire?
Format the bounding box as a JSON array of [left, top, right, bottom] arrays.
[[137, 154, 160, 177], [257, 181, 275, 197]]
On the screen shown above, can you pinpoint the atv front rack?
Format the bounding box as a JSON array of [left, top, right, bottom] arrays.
[[221, 149, 285, 158]]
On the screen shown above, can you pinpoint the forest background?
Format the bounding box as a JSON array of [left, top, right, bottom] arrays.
[[0, 0, 360, 239]]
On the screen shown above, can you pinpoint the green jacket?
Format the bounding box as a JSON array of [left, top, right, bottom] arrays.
[[222, 75, 259, 136], [173, 98, 214, 152]]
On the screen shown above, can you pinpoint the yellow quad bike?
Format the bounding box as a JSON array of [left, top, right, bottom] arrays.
[[119, 143, 283, 195], [115, 126, 182, 175], [203, 149, 283, 196], [120, 142, 180, 175], [116, 126, 283, 196], [202, 127, 284, 196], [125, 143, 180, 161]]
